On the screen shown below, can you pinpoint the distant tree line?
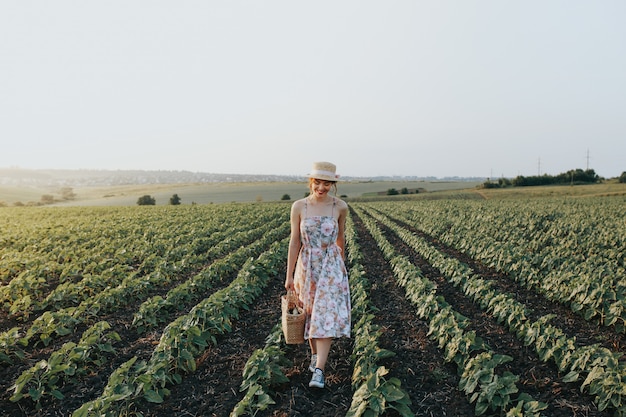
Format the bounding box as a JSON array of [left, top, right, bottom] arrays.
[[1, 187, 77, 207], [483, 169, 603, 189], [387, 187, 418, 195], [136, 194, 182, 206]]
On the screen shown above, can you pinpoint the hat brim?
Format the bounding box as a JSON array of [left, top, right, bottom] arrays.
[[307, 173, 340, 182]]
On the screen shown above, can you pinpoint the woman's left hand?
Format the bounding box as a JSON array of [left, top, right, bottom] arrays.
[[284, 276, 294, 292]]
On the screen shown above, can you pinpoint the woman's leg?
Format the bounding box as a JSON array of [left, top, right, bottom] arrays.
[[308, 338, 332, 388], [314, 338, 332, 371]]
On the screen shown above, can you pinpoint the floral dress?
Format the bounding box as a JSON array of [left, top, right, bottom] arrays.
[[294, 198, 351, 339]]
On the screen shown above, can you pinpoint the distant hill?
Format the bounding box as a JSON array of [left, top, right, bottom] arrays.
[[0, 168, 486, 187]]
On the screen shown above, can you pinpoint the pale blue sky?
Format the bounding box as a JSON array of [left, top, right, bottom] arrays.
[[1, 1, 624, 178]]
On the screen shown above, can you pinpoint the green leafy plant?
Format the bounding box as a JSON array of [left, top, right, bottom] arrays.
[[347, 367, 412, 417], [11, 321, 120, 409], [344, 213, 414, 417], [230, 326, 291, 416]]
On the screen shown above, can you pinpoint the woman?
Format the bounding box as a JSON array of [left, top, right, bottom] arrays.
[[284, 161, 351, 389]]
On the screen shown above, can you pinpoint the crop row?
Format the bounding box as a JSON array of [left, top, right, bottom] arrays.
[[343, 211, 413, 416], [361, 204, 626, 415], [354, 206, 546, 416], [1, 205, 286, 314], [1, 205, 268, 305], [380, 199, 626, 332], [72, 238, 289, 416], [1, 204, 291, 417], [1, 213, 288, 365], [9, 321, 121, 409], [6, 226, 292, 411]]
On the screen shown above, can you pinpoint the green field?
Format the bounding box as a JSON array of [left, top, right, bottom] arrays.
[[2, 190, 626, 416], [476, 181, 626, 200], [1, 184, 626, 416]]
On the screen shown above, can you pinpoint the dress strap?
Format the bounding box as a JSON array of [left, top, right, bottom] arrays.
[[332, 197, 336, 217]]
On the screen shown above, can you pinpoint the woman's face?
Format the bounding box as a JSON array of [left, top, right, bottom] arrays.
[[310, 178, 334, 198]]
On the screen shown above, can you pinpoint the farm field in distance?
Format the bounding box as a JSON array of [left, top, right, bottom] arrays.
[[1, 179, 483, 207], [1, 184, 625, 416]]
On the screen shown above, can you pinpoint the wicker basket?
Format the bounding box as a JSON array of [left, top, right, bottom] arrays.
[[281, 291, 305, 344]]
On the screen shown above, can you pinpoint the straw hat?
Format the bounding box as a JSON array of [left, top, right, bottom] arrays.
[[308, 161, 340, 181]]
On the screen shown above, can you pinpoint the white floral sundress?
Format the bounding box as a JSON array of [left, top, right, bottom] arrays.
[[294, 198, 351, 339]]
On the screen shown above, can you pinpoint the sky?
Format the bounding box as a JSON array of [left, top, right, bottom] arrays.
[[1, 1, 625, 179]]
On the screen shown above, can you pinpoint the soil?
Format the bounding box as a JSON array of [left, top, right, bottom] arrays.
[[0, 207, 620, 416]]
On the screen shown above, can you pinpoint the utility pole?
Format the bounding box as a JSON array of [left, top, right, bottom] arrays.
[[538, 157, 541, 176], [586, 149, 590, 170]]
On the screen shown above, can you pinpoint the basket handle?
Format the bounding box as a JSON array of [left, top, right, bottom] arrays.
[[286, 290, 299, 308]]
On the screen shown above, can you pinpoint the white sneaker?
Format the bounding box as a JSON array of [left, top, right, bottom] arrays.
[[309, 368, 325, 389], [309, 354, 317, 372]]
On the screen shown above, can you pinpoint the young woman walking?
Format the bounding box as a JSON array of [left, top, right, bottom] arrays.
[[284, 161, 351, 389]]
